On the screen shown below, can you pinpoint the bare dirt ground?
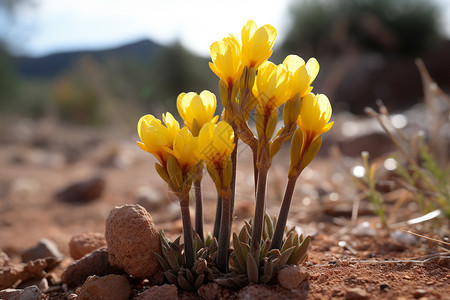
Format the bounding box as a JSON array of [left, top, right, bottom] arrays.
[[0, 117, 449, 299]]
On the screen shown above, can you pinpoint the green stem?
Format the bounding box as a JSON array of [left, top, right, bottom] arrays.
[[180, 197, 195, 268], [271, 175, 298, 250], [216, 192, 232, 272], [194, 179, 204, 242], [230, 138, 238, 224], [213, 195, 222, 240], [251, 166, 269, 257]]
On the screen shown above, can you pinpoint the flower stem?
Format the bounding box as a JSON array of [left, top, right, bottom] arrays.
[[253, 152, 258, 196], [180, 196, 195, 268], [250, 166, 269, 257], [229, 138, 238, 223], [271, 175, 299, 250], [194, 179, 204, 242], [216, 192, 232, 272], [213, 195, 222, 240]]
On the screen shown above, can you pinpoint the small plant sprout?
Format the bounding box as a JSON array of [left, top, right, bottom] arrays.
[[356, 151, 387, 227], [137, 19, 333, 289]]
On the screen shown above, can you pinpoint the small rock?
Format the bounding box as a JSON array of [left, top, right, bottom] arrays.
[[21, 239, 63, 262], [55, 176, 105, 203], [352, 221, 376, 237], [390, 230, 417, 246], [413, 289, 427, 298], [197, 283, 223, 300], [18, 277, 48, 292], [69, 232, 107, 260], [137, 284, 177, 300], [0, 285, 44, 300], [379, 283, 390, 291], [277, 265, 310, 289], [62, 247, 122, 286], [345, 287, 369, 300], [105, 204, 162, 278], [77, 275, 130, 300], [236, 285, 281, 300]]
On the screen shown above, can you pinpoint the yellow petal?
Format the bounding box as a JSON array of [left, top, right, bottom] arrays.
[[306, 58, 319, 84]]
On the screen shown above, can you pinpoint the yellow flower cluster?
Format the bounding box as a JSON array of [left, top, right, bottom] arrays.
[[136, 19, 334, 275], [137, 92, 235, 192]]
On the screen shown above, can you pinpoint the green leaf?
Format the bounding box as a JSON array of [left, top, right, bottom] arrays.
[[185, 269, 195, 285], [178, 274, 194, 292], [281, 232, 294, 252], [247, 252, 259, 284], [164, 271, 178, 284], [194, 274, 205, 289], [288, 235, 310, 265], [299, 136, 322, 170], [278, 246, 296, 266], [154, 252, 170, 271]]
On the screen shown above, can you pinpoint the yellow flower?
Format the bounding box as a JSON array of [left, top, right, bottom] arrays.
[[172, 127, 200, 171], [177, 90, 218, 135], [209, 35, 243, 88], [296, 93, 333, 145], [137, 112, 180, 165], [241, 20, 277, 69], [283, 55, 320, 99], [252, 61, 290, 109], [197, 121, 235, 165]]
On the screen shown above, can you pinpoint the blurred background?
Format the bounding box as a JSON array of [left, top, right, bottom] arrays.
[[1, 0, 449, 128], [0, 0, 450, 259]]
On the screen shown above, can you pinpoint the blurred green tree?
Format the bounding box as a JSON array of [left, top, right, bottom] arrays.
[[282, 0, 443, 58], [0, 0, 31, 107]]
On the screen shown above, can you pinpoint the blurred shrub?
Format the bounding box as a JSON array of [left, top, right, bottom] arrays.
[[282, 0, 443, 58], [51, 56, 107, 125], [0, 44, 19, 106]]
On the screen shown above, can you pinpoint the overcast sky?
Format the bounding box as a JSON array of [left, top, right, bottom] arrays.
[[6, 0, 450, 58]]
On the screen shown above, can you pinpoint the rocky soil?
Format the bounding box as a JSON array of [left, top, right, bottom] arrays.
[[0, 116, 448, 299]]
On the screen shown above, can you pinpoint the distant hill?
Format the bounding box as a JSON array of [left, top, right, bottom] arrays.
[[14, 39, 164, 78]]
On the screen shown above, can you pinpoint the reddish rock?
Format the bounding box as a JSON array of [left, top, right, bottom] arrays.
[[77, 275, 130, 300], [0, 257, 60, 289], [277, 265, 310, 289], [137, 284, 178, 300], [105, 204, 162, 278], [62, 248, 122, 286], [69, 232, 107, 260]]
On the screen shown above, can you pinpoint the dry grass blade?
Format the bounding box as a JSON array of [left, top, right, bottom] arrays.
[[404, 230, 450, 247]]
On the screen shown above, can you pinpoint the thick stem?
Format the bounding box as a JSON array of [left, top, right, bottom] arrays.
[[194, 179, 204, 242], [250, 166, 269, 257], [216, 193, 232, 272], [180, 199, 195, 268], [230, 138, 238, 223], [213, 195, 222, 240], [271, 175, 299, 250]]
